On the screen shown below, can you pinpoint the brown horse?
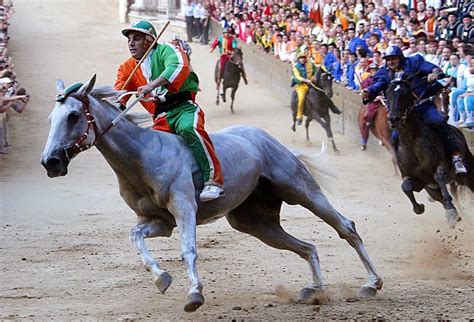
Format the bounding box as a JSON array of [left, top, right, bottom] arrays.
[[358, 102, 398, 173]]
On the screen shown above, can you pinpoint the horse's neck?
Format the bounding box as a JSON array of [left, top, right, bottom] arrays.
[[88, 96, 152, 171]]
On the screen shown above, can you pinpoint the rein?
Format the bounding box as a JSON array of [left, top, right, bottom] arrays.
[[308, 81, 329, 96], [392, 78, 436, 124], [62, 91, 148, 161]]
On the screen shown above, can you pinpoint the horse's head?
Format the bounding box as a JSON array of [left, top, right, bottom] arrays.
[[230, 47, 243, 65], [41, 75, 97, 178], [316, 67, 333, 98], [386, 75, 415, 129]]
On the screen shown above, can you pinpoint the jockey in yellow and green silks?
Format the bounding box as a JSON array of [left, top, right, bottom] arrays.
[[291, 52, 318, 124]]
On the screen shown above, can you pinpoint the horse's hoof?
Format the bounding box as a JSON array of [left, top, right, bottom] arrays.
[[154, 271, 173, 294], [359, 286, 377, 299], [413, 203, 425, 215], [333, 149, 340, 154], [446, 208, 460, 228], [291, 125, 296, 132], [298, 287, 326, 304], [184, 292, 205, 312], [215, 100, 219, 105]]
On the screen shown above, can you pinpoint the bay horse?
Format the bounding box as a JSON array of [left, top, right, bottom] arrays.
[[214, 48, 247, 113], [386, 77, 474, 227], [358, 101, 398, 173], [41, 75, 382, 312], [290, 67, 341, 152]]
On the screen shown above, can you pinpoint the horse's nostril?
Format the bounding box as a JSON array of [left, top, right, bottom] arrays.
[[45, 158, 60, 169]]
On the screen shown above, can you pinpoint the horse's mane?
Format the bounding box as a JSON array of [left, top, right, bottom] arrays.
[[90, 86, 126, 110]]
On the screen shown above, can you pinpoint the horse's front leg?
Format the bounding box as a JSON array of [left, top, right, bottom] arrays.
[[130, 217, 174, 293], [168, 191, 204, 312], [401, 177, 425, 214], [434, 170, 460, 227]]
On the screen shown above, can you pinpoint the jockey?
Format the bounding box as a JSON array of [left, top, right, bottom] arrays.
[[114, 20, 224, 201], [291, 51, 317, 125], [362, 45, 467, 174], [210, 27, 238, 82], [171, 34, 192, 60]]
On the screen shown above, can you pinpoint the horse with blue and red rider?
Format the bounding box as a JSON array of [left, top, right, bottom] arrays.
[[362, 46, 474, 227]]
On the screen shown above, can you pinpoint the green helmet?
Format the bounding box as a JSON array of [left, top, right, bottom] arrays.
[[121, 20, 157, 39]]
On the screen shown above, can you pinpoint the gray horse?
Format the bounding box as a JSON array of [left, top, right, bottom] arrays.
[[291, 68, 342, 152], [41, 75, 382, 312]]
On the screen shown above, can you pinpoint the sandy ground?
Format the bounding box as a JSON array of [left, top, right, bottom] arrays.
[[1, 0, 473, 320]]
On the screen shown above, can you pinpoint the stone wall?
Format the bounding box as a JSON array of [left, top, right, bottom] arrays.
[[209, 20, 474, 149]]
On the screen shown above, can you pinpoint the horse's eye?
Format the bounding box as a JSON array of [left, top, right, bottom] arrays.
[[67, 112, 80, 125]]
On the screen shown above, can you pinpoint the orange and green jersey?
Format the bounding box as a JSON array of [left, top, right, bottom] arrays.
[[115, 42, 198, 114]]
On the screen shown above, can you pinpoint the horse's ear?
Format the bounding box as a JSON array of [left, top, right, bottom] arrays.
[[56, 79, 65, 93], [77, 74, 97, 96]]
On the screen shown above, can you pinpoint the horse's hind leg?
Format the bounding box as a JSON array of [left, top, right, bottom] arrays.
[[226, 204, 324, 303], [130, 217, 174, 294], [301, 193, 382, 298], [434, 170, 461, 227], [401, 177, 425, 214]]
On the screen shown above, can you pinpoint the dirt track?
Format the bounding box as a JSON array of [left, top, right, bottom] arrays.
[[1, 0, 473, 319]]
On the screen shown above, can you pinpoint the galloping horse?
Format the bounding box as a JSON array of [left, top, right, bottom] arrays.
[[214, 48, 246, 113], [386, 77, 474, 227], [41, 76, 382, 312], [291, 67, 341, 152], [358, 102, 398, 173]]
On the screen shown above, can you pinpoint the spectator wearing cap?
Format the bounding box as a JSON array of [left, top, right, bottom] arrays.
[[458, 13, 474, 43], [447, 12, 461, 40], [436, 16, 449, 41], [360, 63, 382, 151]]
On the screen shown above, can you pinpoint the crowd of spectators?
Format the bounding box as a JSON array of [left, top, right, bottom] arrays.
[[0, 0, 29, 154], [206, 0, 473, 128]]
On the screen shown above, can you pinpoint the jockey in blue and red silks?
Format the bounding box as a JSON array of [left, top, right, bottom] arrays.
[[210, 27, 238, 83], [362, 45, 468, 174]]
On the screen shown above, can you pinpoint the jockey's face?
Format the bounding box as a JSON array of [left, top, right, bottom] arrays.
[[386, 56, 401, 70], [127, 31, 151, 60]]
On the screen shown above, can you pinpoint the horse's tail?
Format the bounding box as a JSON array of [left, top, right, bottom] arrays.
[[292, 142, 338, 194]]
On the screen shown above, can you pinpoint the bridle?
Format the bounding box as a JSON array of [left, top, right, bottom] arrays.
[[63, 94, 99, 161], [389, 76, 435, 124], [56, 89, 148, 161]]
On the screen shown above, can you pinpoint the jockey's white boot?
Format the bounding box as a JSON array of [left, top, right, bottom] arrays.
[[200, 184, 224, 202], [456, 111, 466, 126], [447, 106, 457, 126], [452, 155, 467, 174]]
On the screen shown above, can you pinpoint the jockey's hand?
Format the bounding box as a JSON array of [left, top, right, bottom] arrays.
[[361, 89, 370, 104], [361, 89, 369, 99], [303, 79, 312, 84], [427, 72, 438, 83], [137, 84, 154, 97]]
